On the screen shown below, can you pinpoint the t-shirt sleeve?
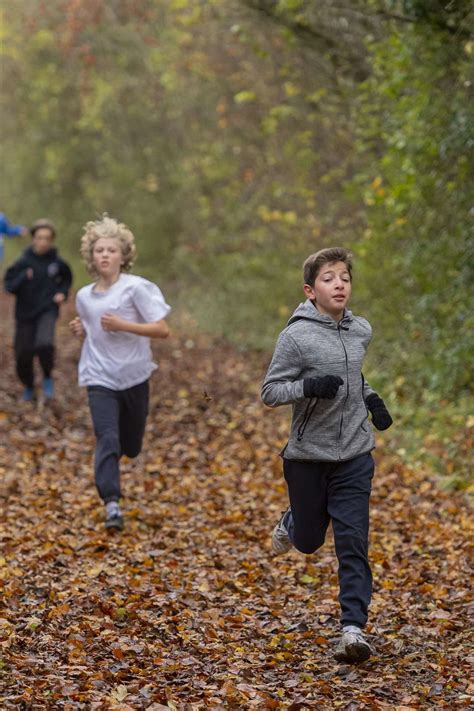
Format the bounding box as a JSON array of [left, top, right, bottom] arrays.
[[75, 291, 85, 319], [133, 279, 171, 323]]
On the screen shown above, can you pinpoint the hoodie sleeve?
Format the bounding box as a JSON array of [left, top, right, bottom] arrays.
[[57, 260, 73, 298], [4, 260, 29, 294], [362, 374, 376, 401], [261, 331, 306, 407]]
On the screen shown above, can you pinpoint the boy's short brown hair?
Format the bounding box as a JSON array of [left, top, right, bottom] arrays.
[[303, 247, 353, 286], [30, 218, 56, 238]]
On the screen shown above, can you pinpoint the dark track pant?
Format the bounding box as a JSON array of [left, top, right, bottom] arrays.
[[283, 453, 374, 629], [14, 312, 57, 388], [87, 380, 149, 504]]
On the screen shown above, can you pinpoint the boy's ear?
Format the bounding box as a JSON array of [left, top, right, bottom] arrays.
[[303, 283, 316, 300]]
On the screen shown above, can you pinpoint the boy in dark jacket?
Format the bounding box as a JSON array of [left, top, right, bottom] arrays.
[[4, 219, 73, 401], [262, 247, 392, 663]]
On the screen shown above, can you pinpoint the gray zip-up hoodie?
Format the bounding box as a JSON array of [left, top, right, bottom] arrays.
[[261, 300, 376, 462]]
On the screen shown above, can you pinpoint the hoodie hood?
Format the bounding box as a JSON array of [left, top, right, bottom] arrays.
[[24, 245, 58, 261], [287, 299, 353, 327]]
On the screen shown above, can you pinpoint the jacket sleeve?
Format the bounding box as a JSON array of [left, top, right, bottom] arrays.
[[4, 261, 29, 294], [57, 260, 73, 297], [0, 215, 24, 236], [261, 331, 306, 407], [362, 374, 376, 401]]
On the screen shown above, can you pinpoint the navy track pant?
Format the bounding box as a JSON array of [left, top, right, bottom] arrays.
[[14, 311, 56, 387], [283, 452, 374, 629], [87, 380, 149, 503]]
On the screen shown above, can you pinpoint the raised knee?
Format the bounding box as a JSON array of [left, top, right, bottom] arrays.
[[36, 343, 54, 354], [294, 536, 325, 555], [17, 349, 34, 361], [122, 445, 141, 458], [297, 544, 318, 555]]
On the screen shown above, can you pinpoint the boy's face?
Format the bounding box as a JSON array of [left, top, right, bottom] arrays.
[[92, 237, 123, 278], [303, 260, 352, 317], [31, 228, 55, 255]]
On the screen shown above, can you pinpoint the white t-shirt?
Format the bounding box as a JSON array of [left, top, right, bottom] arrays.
[[76, 273, 171, 390]]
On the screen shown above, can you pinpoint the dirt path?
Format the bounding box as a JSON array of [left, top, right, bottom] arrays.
[[0, 294, 472, 709]]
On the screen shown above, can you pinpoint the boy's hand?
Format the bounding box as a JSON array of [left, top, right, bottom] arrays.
[[53, 292, 65, 304], [69, 317, 85, 338], [304, 375, 344, 399], [26, 268, 34, 280], [101, 312, 128, 332], [366, 394, 393, 430]]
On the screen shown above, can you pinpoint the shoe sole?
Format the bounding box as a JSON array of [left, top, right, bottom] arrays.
[[105, 518, 124, 531], [271, 533, 292, 555], [335, 642, 371, 663]]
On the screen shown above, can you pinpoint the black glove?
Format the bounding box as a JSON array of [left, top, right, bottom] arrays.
[[366, 393, 393, 431], [303, 375, 344, 399]]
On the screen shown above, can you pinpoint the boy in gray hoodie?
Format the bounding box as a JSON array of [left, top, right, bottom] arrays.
[[261, 247, 392, 663]]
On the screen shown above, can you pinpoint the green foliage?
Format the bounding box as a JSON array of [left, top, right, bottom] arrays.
[[0, 0, 472, 476], [382, 392, 473, 490], [398, 0, 472, 31], [350, 24, 474, 398]]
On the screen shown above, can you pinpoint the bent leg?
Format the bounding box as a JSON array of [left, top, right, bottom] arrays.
[[14, 320, 36, 388], [35, 310, 56, 377], [283, 458, 330, 554], [119, 380, 149, 458], [328, 453, 374, 629], [87, 386, 121, 503]]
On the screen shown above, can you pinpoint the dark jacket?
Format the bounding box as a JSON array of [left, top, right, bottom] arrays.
[[261, 300, 377, 462], [4, 246, 73, 321]]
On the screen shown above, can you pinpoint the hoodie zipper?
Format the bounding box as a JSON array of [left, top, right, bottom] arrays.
[[295, 318, 350, 444], [296, 397, 319, 441], [337, 323, 350, 453]]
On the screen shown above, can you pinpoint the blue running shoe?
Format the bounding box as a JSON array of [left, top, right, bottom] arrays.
[[22, 387, 35, 401], [43, 377, 54, 399]]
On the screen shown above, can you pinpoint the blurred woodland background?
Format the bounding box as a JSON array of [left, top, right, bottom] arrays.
[[1, 0, 473, 484]]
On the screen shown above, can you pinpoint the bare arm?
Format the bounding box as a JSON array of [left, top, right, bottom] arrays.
[[101, 313, 170, 339], [69, 317, 85, 339]]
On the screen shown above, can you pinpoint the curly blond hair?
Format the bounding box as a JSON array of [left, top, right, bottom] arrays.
[[80, 214, 137, 276]]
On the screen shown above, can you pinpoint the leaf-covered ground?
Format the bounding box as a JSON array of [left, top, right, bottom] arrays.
[[0, 295, 472, 709]]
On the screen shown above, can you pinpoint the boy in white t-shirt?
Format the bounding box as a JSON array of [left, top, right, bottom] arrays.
[[69, 215, 171, 530]]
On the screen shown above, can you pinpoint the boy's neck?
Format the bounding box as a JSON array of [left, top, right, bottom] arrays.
[[95, 272, 121, 292], [312, 300, 345, 323]]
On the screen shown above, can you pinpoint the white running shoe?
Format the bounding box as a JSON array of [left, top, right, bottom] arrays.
[[271, 509, 292, 555], [334, 628, 373, 663]]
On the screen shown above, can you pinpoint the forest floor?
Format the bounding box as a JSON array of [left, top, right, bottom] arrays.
[[0, 293, 472, 709]]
